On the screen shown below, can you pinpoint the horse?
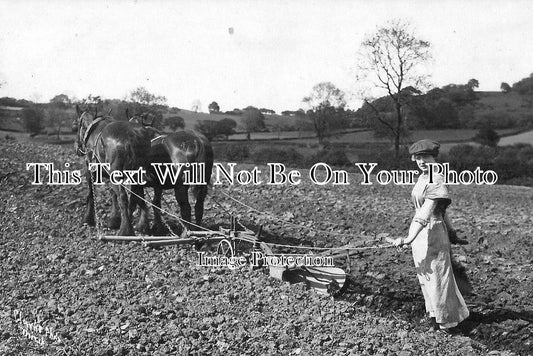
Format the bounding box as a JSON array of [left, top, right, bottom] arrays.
[[73, 106, 153, 236], [127, 111, 214, 233]]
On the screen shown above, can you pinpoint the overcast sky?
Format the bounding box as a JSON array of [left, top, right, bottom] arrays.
[[0, 0, 532, 113]]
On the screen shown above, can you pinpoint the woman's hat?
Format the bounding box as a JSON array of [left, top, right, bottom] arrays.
[[409, 139, 440, 157]]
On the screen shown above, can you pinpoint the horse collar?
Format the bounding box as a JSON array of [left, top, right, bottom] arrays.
[[83, 116, 107, 146], [151, 135, 166, 146]]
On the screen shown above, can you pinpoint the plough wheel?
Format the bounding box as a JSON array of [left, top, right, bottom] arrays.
[[217, 239, 234, 258]]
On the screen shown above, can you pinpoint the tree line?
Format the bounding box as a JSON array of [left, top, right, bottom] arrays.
[[3, 19, 533, 152]]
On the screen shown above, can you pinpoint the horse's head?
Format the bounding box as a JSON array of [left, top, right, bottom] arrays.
[[74, 105, 96, 156], [127, 110, 155, 127], [126, 109, 160, 139]]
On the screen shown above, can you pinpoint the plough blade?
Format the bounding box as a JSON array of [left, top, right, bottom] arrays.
[[270, 266, 346, 296]]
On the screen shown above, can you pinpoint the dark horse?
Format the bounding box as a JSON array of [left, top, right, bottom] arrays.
[[73, 107, 152, 236], [127, 112, 214, 233]]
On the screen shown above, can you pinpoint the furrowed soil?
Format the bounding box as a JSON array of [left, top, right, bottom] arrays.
[[0, 141, 531, 356]]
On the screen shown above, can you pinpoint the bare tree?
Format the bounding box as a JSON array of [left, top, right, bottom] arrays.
[[357, 19, 431, 157], [302, 82, 346, 146]]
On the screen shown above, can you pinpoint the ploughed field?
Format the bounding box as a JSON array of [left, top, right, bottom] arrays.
[[0, 141, 532, 356]]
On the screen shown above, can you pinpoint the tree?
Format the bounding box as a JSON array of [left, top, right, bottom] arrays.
[[128, 87, 167, 106], [259, 108, 276, 115], [127, 87, 167, 129], [46, 107, 71, 140], [22, 107, 44, 136], [511, 73, 533, 95], [48, 94, 75, 139], [0, 97, 32, 107], [50, 94, 71, 108], [467, 78, 479, 90], [208, 101, 220, 113], [195, 118, 237, 140], [357, 19, 431, 157], [474, 128, 500, 147], [217, 118, 237, 139], [302, 82, 346, 145], [164, 116, 185, 131], [500, 82, 511, 93], [79, 94, 103, 113], [194, 120, 219, 140], [242, 106, 266, 139]]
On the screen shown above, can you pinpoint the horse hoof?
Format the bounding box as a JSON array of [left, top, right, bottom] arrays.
[[108, 216, 121, 229]]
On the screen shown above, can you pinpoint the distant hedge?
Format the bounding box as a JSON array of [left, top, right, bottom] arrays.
[[442, 144, 533, 186], [213, 143, 533, 187]]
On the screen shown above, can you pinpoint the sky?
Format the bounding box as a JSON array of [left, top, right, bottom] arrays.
[[0, 0, 532, 113]]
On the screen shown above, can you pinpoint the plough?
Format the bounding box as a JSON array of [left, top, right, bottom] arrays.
[[100, 216, 355, 296]]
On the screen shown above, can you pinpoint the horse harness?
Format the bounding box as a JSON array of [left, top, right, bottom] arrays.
[[150, 135, 165, 145], [81, 116, 111, 163]]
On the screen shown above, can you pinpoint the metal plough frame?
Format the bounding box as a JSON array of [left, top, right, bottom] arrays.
[[95, 187, 392, 295]]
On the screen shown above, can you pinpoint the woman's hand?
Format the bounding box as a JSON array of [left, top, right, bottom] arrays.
[[386, 237, 407, 248], [392, 238, 404, 247]]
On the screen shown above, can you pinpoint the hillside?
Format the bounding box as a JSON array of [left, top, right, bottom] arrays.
[[162, 109, 298, 132], [473, 91, 533, 125], [0, 140, 531, 355], [355, 88, 533, 131]]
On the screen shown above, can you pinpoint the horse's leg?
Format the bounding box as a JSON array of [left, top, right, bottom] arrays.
[[132, 185, 149, 234], [83, 167, 95, 226], [193, 186, 208, 226], [174, 185, 192, 228], [129, 186, 139, 218], [116, 185, 134, 236], [151, 187, 165, 235], [108, 187, 121, 229]]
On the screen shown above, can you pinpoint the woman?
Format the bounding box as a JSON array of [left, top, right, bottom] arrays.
[[392, 139, 469, 333]]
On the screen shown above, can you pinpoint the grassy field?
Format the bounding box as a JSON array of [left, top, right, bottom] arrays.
[[229, 128, 529, 147], [499, 129, 533, 145]]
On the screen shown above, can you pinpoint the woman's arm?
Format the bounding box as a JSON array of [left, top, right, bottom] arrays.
[[443, 211, 468, 244], [443, 211, 454, 232], [402, 199, 437, 245]]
